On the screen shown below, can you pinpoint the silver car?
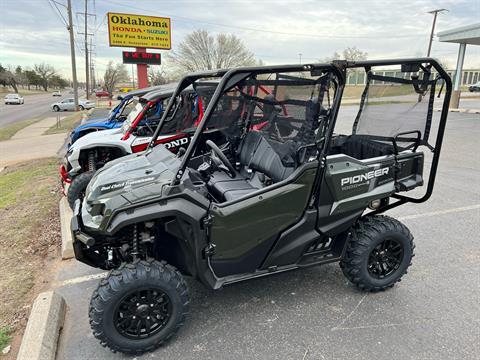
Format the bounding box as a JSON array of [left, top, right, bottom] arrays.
[[4, 93, 24, 105], [51, 98, 95, 111]]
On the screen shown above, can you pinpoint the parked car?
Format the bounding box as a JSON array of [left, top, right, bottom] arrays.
[[95, 90, 110, 98], [68, 84, 176, 145], [468, 81, 480, 92], [4, 93, 24, 105], [61, 85, 207, 209], [52, 91, 62, 97], [51, 98, 95, 111], [71, 58, 452, 355]]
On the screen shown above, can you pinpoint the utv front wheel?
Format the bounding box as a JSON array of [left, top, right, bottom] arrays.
[[89, 260, 190, 354], [67, 171, 94, 209], [340, 215, 414, 292]]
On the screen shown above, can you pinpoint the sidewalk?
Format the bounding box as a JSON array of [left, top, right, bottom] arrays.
[[11, 117, 60, 139], [0, 117, 67, 167]]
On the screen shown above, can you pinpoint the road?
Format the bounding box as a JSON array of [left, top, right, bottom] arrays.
[[54, 110, 480, 360], [0, 90, 84, 128]]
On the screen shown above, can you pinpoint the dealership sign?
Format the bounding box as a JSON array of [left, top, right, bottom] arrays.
[[122, 51, 161, 65], [107, 12, 171, 49]]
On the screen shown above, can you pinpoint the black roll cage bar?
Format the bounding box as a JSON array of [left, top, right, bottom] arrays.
[[147, 58, 451, 212]]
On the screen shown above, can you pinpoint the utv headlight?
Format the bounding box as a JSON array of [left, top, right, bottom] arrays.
[[91, 215, 103, 226], [368, 199, 381, 210], [89, 203, 105, 216]]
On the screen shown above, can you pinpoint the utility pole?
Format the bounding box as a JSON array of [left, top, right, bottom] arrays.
[[89, 37, 95, 91], [298, 53, 303, 64], [67, 0, 79, 111], [427, 9, 448, 57], [84, 0, 90, 99]]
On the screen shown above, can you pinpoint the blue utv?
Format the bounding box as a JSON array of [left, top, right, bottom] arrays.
[[68, 85, 167, 146]]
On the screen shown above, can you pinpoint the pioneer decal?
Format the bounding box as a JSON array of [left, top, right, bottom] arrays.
[[341, 167, 389, 190]]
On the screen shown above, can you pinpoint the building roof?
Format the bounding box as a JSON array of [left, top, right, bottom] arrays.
[[438, 23, 480, 45]]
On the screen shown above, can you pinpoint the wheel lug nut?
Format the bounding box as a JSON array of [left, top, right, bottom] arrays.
[[136, 303, 140, 306], [132, 316, 136, 319], [147, 316, 150, 320], [150, 304, 154, 307]]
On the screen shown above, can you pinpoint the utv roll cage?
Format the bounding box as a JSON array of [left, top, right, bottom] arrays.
[[147, 58, 451, 214]]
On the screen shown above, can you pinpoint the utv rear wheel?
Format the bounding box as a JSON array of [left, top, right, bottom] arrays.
[[340, 215, 414, 292], [89, 259, 190, 355], [67, 171, 94, 209], [53, 105, 60, 112]]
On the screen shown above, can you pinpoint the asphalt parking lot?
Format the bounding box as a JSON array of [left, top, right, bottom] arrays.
[[54, 109, 479, 360]]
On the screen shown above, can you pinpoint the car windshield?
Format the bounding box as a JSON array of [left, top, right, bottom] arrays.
[[121, 101, 144, 133], [6, 94, 17, 98]]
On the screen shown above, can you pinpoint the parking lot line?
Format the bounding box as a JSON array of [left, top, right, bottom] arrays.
[[397, 204, 480, 221], [54, 272, 107, 288]]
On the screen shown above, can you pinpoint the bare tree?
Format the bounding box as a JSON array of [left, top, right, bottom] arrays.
[[34, 63, 56, 91], [103, 61, 129, 97], [0, 65, 19, 92], [342, 47, 368, 61], [320, 47, 368, 63], [148, 67, 168, 86], [169, 30, 256, 72], [319, 51, 341, 63]]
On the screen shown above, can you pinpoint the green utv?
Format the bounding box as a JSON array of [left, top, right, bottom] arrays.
[[72, 58, 451, 354]]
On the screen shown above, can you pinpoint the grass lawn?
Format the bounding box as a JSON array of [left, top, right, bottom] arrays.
[[0, 88, 59, 96], [0, 158, 61, 354], [0, 118, 41, 141], [44, 111, 84, 135]]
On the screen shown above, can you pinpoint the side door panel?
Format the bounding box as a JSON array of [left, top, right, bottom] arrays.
[[209, 163, 318, 277]]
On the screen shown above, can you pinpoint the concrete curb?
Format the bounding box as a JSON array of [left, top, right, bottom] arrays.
[[17, 291, 66, 360], [59, 197, 74, 260], [434, 107, 480, 114]]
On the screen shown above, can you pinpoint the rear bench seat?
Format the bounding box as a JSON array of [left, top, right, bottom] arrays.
[[208, 131, 294, 201]]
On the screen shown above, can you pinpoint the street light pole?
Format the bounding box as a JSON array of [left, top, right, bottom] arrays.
[[298, 53, 302, 64], [67, 0, 79, 111], [427, 9, 448, 57]]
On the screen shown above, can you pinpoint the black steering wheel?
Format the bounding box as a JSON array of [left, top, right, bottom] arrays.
[[206, 140, 236, 178]]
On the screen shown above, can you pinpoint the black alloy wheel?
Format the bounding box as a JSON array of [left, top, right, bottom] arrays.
[[367, 238, 404, 279], [114, 288, 172, 340]]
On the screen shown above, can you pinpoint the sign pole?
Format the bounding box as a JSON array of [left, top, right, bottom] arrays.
[[136, 47, 148, 88]]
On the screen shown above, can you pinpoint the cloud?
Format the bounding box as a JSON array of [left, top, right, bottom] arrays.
[[1, 0, 478, 81]]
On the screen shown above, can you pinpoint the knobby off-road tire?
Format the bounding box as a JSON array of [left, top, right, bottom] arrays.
[[89, 259, 190, 355], [340, 215, 415, 292], [67, 171, 95, 209], [53, 105, 60, 112]]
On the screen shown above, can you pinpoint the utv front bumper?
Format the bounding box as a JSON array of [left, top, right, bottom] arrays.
[[71, 200, 107, 269]]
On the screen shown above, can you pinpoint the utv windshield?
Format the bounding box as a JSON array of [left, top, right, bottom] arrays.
[[121, 100, 143, 134]]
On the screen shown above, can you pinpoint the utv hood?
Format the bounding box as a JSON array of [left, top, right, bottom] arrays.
[[85, 145, 181, 205]]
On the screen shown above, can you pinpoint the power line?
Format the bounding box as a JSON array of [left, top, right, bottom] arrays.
[[47, 0, 68, 27], [103, 0, 427, 39]]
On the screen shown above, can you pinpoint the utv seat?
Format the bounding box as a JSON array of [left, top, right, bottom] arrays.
[[208, 131, 295, 201]]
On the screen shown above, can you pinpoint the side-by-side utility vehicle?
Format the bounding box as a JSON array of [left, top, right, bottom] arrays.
[[61, 85, 206, 209], [71, 58, 451, 354], [68, 85, 176, 145]]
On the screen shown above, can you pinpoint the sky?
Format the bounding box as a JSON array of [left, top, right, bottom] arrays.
[[0, 0, 479, 82]]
